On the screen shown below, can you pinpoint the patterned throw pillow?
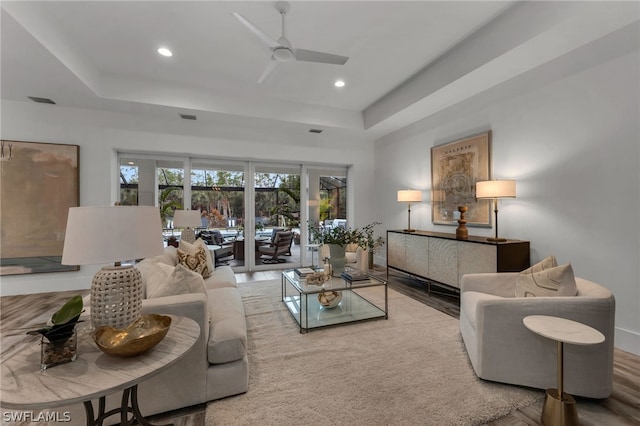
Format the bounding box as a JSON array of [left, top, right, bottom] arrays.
[[179, 238, 215, 274], [177, 244, 211, 279], [515, 257, 577, 297]]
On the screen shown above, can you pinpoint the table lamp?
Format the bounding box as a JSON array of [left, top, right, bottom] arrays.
[[475, 180, 516, 242], [397, 189, 422, 232], [173, 209, 201, 243], [62, 206, 164, 329]]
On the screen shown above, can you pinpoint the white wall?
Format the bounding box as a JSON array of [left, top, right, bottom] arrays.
[[375, 35, 640, 354], [0, 102, 375, 296]]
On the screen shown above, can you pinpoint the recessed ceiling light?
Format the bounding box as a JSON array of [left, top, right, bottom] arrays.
[[334, 80, 346, 88], [127, 161, 135, 165], [157, 47, 173, 57]]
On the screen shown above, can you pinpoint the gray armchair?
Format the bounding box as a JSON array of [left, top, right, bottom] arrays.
[[459, 272, 615, 399], [258, 231, 293, 264]]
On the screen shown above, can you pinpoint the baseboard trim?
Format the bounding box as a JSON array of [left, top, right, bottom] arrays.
[[614, 326, 640, 355]]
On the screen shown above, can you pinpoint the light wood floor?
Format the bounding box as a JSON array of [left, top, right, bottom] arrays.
[[2, 268, 638, 425]]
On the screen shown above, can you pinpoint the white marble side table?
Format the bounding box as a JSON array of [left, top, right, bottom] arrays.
[[523, 315, 605, 426], [1, 315, 200, 426]]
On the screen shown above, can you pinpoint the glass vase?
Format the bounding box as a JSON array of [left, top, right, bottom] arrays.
[[40, 330, 77, 370]]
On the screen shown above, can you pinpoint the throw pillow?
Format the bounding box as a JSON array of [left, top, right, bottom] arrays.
[[138, 260, 175, 298], [154, 246, 178, 266], [521, 255, 557, 274], [147, 264, 207, 299], [515, 263, 578, 297], [177, 244, 211, 278], [180, 238, 214, 275]]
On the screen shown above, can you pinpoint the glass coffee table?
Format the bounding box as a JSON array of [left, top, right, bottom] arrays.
[[281, 268, 388, 333]]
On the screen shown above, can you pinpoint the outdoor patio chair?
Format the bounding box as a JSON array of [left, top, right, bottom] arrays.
[[258, 231, 294, 264], [200, 230, 234, 265]]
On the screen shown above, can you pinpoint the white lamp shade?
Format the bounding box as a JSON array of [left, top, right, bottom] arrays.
[[62, 206, 164, 265], [397, 189, 423, 203], [173, 209, 201, 228], [475, 180, 516, 199]]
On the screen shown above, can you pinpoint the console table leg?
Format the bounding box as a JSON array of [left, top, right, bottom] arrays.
[[83, 401, 95, 426], [130, 384, 173, 426], [81, 386, 172, 426]]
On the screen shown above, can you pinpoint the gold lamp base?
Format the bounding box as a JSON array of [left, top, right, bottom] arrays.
[[403, 228, 416, 232], [541, 388, 579, 426]]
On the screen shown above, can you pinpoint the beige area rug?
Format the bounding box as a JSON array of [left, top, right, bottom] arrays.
[[206, 279, 542, 426]]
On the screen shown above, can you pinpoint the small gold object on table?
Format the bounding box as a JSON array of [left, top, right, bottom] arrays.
[[93, 314, 171, 357]]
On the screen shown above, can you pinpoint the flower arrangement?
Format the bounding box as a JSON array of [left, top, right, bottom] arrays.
[[356, 221, 385, 254], [308, 221, 384, 251], [308, 221, 359, 247]]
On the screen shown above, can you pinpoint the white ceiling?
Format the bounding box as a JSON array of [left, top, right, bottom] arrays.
[[1, 1, 638, 140]]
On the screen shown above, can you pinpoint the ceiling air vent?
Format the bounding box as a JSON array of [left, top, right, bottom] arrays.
[[28, 96, 55, 104], [179, 113, 197, 120], [309, 129, 323, 134]]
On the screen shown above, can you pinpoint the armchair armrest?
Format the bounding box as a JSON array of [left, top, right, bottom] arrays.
[[460, 273, 519, 298]]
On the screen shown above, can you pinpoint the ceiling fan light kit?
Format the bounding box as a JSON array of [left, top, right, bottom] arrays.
[[233, 1, 349, 83]]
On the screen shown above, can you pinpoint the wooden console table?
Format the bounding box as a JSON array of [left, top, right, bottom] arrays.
[[387, 230, 529, 290]]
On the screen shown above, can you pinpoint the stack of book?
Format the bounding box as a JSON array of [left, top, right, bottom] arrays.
[[294, 268, 316, 278], [341, 270, 370, 283]]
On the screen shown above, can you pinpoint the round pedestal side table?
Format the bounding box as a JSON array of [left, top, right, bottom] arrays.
[[523, 315, 605, 426]]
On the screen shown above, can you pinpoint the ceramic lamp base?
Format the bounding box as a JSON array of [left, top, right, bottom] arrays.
[[91, 265, 142, 329], [180, 228, 196, 244]]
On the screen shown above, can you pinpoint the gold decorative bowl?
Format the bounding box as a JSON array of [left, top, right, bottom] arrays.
[[93, 314, 171, 357]]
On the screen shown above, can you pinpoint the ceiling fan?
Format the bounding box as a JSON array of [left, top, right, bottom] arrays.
[[233, 1, 349, 84]]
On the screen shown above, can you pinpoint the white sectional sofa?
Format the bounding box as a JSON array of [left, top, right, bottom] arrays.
[[133, 245, 249, 416]]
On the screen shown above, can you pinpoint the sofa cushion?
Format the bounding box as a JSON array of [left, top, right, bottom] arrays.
[[206, 265, 237, 290], [207, 288, 247, 364], [177, 243, 211, 279], [181, 238, 215, 273], [515, 263, 577, 297], [147, 263, 207, 299]]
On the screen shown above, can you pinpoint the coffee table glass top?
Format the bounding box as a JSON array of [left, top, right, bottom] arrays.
[[282, 267, 386, 294], [281, 268, 387, 332]]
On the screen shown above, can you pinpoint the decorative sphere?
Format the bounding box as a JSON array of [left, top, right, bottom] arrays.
[[318, 290, 342, 308]]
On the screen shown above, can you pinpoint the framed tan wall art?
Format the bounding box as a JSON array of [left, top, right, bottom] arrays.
[[431, 132, 491, 227], [0, 141, 79, 275]]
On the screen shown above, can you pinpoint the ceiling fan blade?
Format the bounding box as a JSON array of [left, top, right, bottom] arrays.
[[258, 60, 280, 84], [233, 12, 279, 49], [293, 49, 349, 65]]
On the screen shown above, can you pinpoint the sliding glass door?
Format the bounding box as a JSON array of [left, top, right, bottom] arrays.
[[252, 164, 301, 270], [118, 153, 348, 272], [304, 167, 349, 266], [190, 161, 246, 267]]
